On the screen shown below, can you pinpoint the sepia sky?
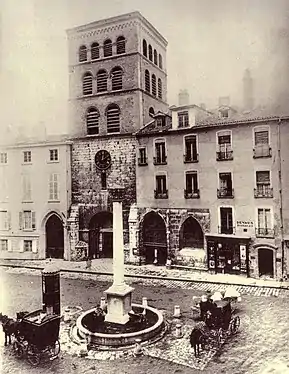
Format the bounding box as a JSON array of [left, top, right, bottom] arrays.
[[1, 0, 289, 135]]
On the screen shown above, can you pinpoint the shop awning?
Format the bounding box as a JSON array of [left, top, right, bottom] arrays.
[[205, 233, 251, 240]]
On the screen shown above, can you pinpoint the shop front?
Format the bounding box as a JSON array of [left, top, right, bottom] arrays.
[[205, 233, 251, 277]]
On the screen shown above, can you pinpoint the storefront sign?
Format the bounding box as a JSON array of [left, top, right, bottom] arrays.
[[236, 220, 254, 228], [240, 245, 247, 273]]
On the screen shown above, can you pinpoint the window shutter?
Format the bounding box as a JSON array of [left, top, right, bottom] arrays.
[[256, 171, 270, 183], [19, 240, 24, 253], [255, 131, 269, 145], [32, 212, 36, 230], [19, 212, 23, 230], [8, 211, 11, 230], [32, 240, 38, 253], [7, 240, 12, 252]]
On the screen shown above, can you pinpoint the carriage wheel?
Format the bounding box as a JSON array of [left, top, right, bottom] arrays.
[[54, 340, 60, 356], [230, 316, 240, 335], [215, 328, 223, 347], [13, 341, 24, 359], [27, 346, 41, 367]]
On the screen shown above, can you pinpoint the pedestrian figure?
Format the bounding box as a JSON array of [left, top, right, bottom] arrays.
[[86, 255, 92, 270]]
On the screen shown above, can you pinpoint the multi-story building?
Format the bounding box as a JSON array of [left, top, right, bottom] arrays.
[[0, 137, 72, 260], [66, 12, 168, 260], [134, 104, 289, 280]]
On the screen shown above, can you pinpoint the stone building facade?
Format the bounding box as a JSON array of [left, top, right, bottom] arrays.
[[66, 12, 169, 260], [133, 104, 289, 280]]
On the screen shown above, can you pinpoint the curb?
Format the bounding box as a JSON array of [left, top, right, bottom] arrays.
[[1, 263, 289, 291]]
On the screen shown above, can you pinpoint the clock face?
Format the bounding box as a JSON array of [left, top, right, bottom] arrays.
[[95, 150, 111, 170]]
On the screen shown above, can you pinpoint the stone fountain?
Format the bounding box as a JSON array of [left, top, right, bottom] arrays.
[[76, 188, 166, 348]]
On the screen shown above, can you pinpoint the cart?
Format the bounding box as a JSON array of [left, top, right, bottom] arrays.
[[13, 309, 61, 366]]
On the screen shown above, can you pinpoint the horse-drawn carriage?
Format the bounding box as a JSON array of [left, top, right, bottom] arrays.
[[190, 296, 240, 357], [12, 310, 61, 366]]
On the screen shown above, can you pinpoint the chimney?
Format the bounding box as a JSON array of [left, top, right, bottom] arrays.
[[243, 69, 254, 111], [178, 89, 190, 106], [199, 103, 206, 110], [218, 96, 230, 107]]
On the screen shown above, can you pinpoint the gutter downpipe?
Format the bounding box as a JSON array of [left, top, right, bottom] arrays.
[[277, 118, 285, 279]]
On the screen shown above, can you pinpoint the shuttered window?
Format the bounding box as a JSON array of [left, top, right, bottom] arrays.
[[258, 208, 271, 229], [49, 173, 59, 201], [111, 67, 123, 90], [156, 175, 167, 193], [106, 104, 120, 133], [91, 42, 100, 60], [148, 45, 153, 61], [145, 70, 150, 93], [79, 45, 87, 62], [116, 36, 126, 54], [82, 72, 93, 95], [159, 54, 163, 69], [20, 211, 36, 231], [103, 39, 112, 57], [154, 49, 158, 65], [185, 172, 198, 193], [0, 210, 9, 230], [158, 79, 162, 99], [152, 74, 156, 96], [255, 130, 269, 145], [97, 70, 108, 92], [256, 171, 270, 184], [86, 107, 99, 135]]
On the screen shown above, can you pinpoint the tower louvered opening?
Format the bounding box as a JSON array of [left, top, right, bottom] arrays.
[[83, 73, 93, 95], [97, 70, 108, 92], [111, 67, 123, 90], [106, 104, 120, 133], [91, 42, 100, 60], [86, 108, 99, 135]]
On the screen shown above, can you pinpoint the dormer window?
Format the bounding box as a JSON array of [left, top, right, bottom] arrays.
[[219, 109, 229, 118], [178, 111, 189, 128], [156, 117, 165, 127]]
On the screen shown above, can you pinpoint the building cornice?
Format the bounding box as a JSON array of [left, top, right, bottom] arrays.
[[1, 140, 73, 150], [66, 11, 167, 47]]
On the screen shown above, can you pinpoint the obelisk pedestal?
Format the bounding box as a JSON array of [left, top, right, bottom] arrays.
[[104, 195, 134, 324]]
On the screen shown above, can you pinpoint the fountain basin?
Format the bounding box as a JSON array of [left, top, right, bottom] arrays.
[[76, 303, 165, 347]]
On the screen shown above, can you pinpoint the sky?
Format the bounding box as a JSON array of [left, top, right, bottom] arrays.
[[1, 0, 289, 135]]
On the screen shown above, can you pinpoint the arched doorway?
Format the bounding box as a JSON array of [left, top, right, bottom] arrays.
[[258, 248, 274, 277], [89, 212, 113, 259], [142, 212, 167, 265], [45, 214, 64, 259], [179, 217, 204, 249]]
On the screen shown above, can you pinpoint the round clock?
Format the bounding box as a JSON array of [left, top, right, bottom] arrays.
[[95, 150, 112, 170]]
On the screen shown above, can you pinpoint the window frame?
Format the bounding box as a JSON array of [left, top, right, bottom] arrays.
[[153, 138, 167, 165], [0, 239, 8, 251], [218, 206, 235, 234], [0, 210, 9, 230], [23, 239, 33, 252], [22, 173, 32, 202], [0, 152, 8, 164], [178, 111, 189, 128], [255, 207, 274, 237], [184, 170, 200, 198], [23, 150, 32, 164], [48, 148, 59, 163], [20, 210, 36, 231], [48, 173, 60, 202], [154, 172, 168, 199], [183, 134, 198, 163], [138, 146, 148, 166]]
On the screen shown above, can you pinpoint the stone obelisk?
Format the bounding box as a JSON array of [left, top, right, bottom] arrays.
[[104, 188, 134, 324]]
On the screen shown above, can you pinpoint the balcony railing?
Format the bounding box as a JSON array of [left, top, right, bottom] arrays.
[[184, 189, 200, 199], [216, 150, 233, 161], [138, 157, 148, 166], [153, 156, 167, 165], [217, 188, 234, 198], [218, 226, 235, 235], [154, 189, 168, 199], [253, 145, 272, 158], [255, 227, 275, 238], [254, 187, 273, 198], [183, 153, 199, 163]]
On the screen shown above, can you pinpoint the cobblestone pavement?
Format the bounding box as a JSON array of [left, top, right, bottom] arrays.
[[3, 266, 288, 299]]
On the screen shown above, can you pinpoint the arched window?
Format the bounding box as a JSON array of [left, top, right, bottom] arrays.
[[91, 42, 100, 60], [86, 107, 99, 135], [148, 45, 153, 61], [143, 39, 147, 57], [82, 72, 93, 95], [154, 49, 158, 65], [79, 45, 87, 62], [145, 70, 150, 93], [152, 74, 156, 96], [149, 107, 155, 117], [103, 39, 112, 57], [116, 36, 126, 54], [158, 78, 162, 99], [111, 67, 123, 91], [159, 53, 163, 69], [106, 104, 120, 133], [97, 69, 108, 92]]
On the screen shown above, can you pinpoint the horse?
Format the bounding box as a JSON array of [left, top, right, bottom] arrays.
[[0, 311, 29, 346], [190, 321, 207, 357]]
